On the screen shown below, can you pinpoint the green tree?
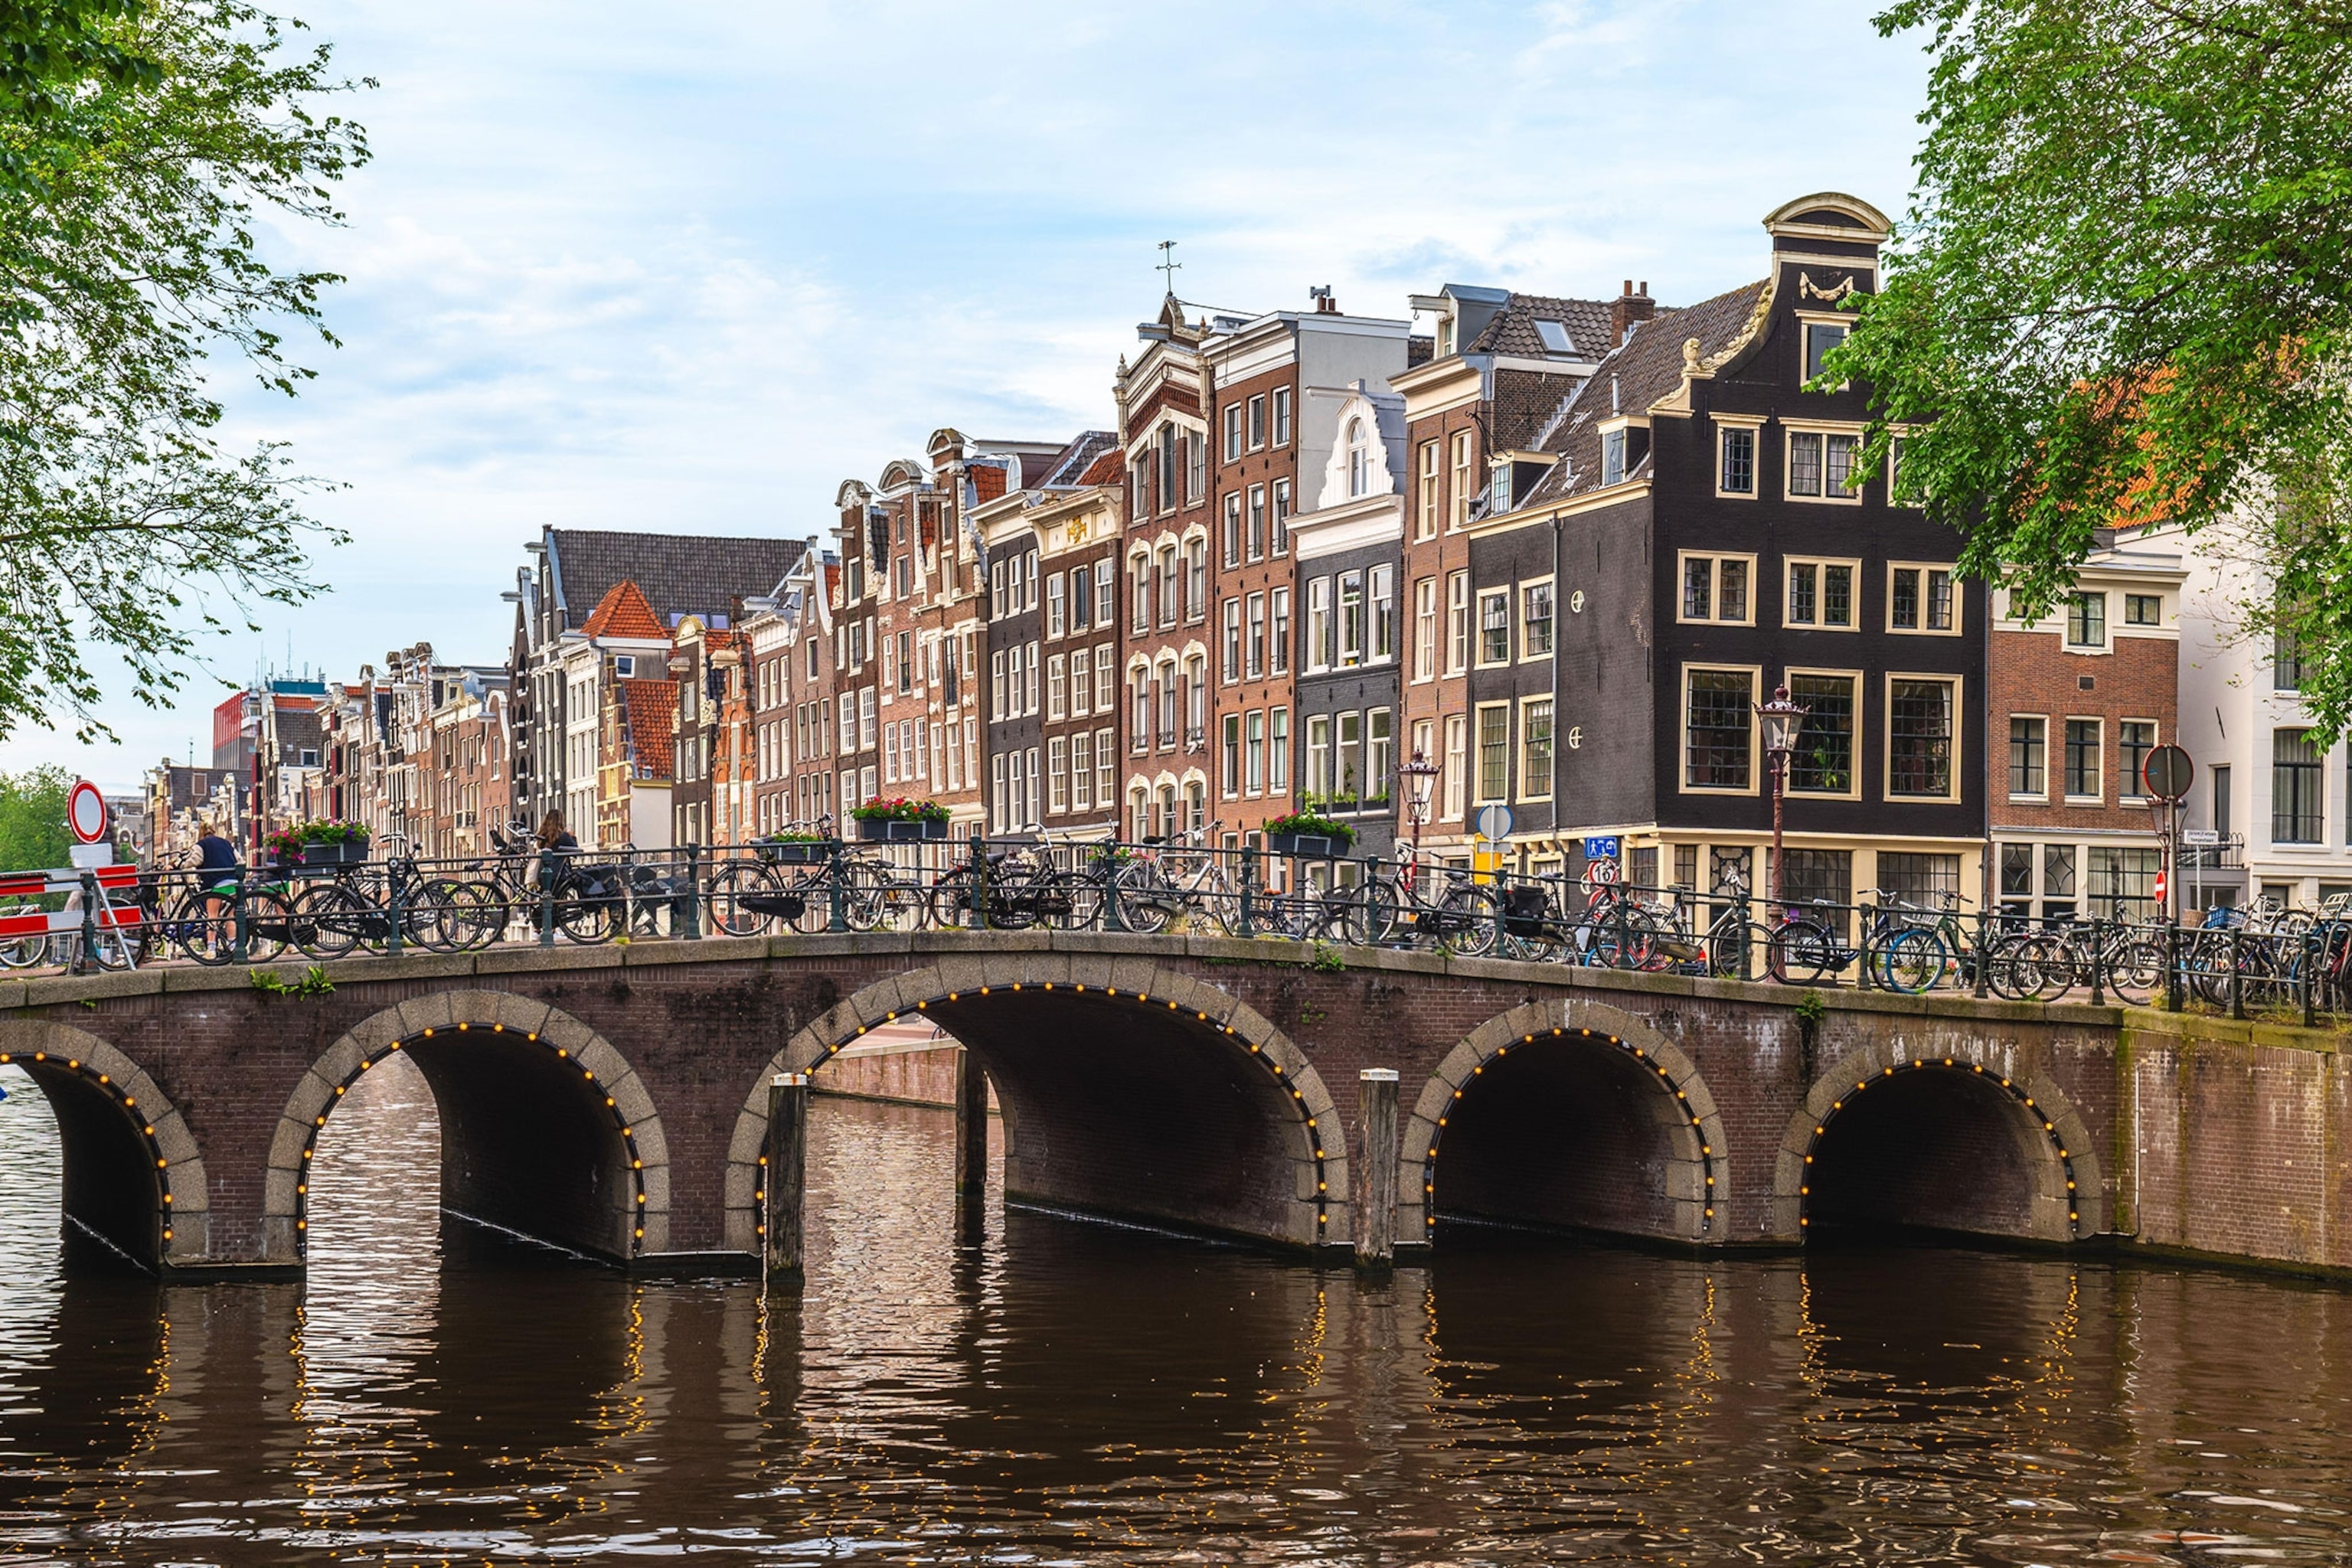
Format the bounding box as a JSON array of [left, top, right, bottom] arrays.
[[0, 765, 71, 871], [1834, 2, 2352, 733], [0, 0, 365, 743], [0, 1, 158, 192]]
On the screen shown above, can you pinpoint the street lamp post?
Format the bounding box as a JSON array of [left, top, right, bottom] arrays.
[[1756, 684, 1808, 913], [1399, 750, 1441, 873]]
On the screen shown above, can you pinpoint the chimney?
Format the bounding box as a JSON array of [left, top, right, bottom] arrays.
[[1310, 285, 1338, 315], [1610, 279, 1655, 347]]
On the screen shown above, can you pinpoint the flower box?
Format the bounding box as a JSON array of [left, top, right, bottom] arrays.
[[859, 817, 948, 842], [760, 840, 829, 864], [1269, 830, 1344, 858]]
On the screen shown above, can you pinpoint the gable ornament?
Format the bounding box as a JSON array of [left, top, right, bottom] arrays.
[[1798, 271, 1858, 302]]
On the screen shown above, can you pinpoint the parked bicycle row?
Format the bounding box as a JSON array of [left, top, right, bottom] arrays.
[[8, 820, 2351, 1019]]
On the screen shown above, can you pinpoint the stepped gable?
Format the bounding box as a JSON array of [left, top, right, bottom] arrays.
[[1521, 279, 1769, 508]]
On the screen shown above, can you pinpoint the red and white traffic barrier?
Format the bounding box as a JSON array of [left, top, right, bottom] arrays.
[[0, 864, 145, 939]]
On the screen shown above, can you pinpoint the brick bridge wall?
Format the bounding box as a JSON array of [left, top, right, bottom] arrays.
[[0, 931, 2149, 1279]]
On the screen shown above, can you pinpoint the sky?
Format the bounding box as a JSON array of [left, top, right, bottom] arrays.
[[4, 0, 1934, 792]]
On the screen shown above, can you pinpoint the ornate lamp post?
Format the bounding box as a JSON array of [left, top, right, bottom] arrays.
[[1399, 750, 1441, 870], [1756, 684, 1809, 912]]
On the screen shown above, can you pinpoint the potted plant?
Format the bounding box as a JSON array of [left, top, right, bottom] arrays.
[[850, 796, 950, 841], [759, 830, 831, 864], [266, 821, 371, 870], [1266, 810, 1355, 858]]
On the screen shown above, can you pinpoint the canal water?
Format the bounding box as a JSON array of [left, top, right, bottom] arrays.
[[3, 1057, 2350, 1565]]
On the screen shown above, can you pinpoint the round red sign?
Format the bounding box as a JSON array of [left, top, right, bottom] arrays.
[[66, 779, 109, 844]]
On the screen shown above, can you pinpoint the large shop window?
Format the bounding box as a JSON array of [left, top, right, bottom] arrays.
[[1888, 678, 1955, 798], [1879, 851, 1961, 909], [1684, 668, 1754, 791]]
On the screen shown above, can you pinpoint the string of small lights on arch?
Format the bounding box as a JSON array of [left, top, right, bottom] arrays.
[[1797, 1057, 2082, 1239], [290, 1021, 651, 1257], [0, 1047, 177, 1253], [757, 979, 1334, 1242], [1420, 1024, 1720, 1240]]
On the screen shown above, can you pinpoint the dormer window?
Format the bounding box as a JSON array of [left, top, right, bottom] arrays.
[[1437, 318, 1455, 357], [1347, 417, 1370, 498], [1804, 321, 1849, 382], [614, 655, 635, 678], [1602, 429, 1627, 486], [1534, 319, 1574, 355]]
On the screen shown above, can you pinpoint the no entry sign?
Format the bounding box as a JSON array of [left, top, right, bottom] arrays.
[[66, 779, 108, 844]]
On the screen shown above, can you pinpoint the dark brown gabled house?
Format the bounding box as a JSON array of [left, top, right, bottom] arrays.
[[1479, 192, 1986, 912]]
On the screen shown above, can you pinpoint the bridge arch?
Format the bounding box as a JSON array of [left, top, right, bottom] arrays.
[[1774, 1042, 2101, 1244], [0, 1019, 207, 1273], [263, 990, 671, 1266], [724, 953, 1348, 1253], [1400, 997, 1730, 1246]]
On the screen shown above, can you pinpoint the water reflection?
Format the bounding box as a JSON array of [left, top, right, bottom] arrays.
[[5, 1058, 2352, 1562]]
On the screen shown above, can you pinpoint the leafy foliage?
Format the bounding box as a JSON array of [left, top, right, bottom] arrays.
[[1264, 811, 1356, 847], [0, 0, 367, 741], [0, 763, 70, 870], [1834, 2, 2352, 734], [0, 0, 158, 192]]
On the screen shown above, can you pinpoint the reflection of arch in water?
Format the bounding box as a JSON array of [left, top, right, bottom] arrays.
[[1779, 1048, 2097, 1243], [263, 991, 671, 1266], [725, 956, 1346, 1252], [0, 1274, 168, 1472], [0, 1021, 206, 1273], [1401, 998, 1730, 1246]]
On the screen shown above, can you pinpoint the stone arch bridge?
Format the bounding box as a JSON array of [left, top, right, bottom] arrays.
[[0, 931, 2124, 1279]]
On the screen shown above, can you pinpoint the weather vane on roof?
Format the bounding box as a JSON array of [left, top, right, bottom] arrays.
[[1157, 239, 1181, 296]]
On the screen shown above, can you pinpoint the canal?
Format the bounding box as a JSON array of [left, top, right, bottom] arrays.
[[2, 1056, 2350, 1563]]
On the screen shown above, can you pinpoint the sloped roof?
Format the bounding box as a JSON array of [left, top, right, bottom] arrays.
[[581, 580, 666, 641], [1037, 430, 1118, 488], [1077, 447, 1123, 486], [547, 529, 805, 633], [969, 465, 1008, 504], [1470, 292, 1619, 361], [616, 679, 677, 779], [1521, 279, 1769, 509]]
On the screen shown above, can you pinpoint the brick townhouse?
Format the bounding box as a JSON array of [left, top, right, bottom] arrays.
[[1991, 534, 2185, 923], [1389, 286, 1613, 861], [669, 612, 758, 850]]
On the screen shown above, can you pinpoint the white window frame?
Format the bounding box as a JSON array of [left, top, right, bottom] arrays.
[[1784, 421, 1867, 505], [1714, 414, 1764, 500], [1782, 666, 1865, 802], [1883, 671, 1965, 805], [1678, 663, 1762, 798], [1674, 552, 1759, 628], [1784, 556, 1864, 632], [1887, 560, 1962, 637]]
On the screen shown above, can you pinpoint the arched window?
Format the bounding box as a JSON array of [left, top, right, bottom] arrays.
[[1185, 654, 1207, 737], [1184, 780, 1207, 833], [1348, 417, 1370, 498], [1131, 786, 1152, 841]]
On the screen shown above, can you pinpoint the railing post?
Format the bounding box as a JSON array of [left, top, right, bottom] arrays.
[[2164, 917, 2182, 1012], [828, 837, 849, 933], [1971, 906, 1990, 998], [1239, 846, 1259, 939], [2087, 917, 2106, 1007], [972, 835, 991, 931], [538, 853, 557, 947], [1855, 900, 1873, 991], [2228, 926, 2246, 1020], [1491, 867, 1508, 956], [1736, 888, 1753, 983], [2303, 929, 2319, 1028], [1101, 844, 1128, 933], [682, 843, 702, 940], [386, 866, 403, 959]]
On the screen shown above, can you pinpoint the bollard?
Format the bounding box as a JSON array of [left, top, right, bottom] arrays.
[[765, 1072, 808, 1287], [954, 1047, 988, 1246], [2228, 926, 2246, 1020], [1356, 1068, 1399, 1268]]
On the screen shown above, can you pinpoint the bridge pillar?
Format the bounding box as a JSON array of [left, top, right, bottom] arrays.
[[1355, 1069, 1399, 1268], [953, 1047, 988, 1246], [763, 1073, 807, 1288]]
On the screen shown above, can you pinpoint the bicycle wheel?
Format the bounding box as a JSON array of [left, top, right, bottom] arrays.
[[2105, 938, 2165, 1003], [0, 925, 47, 969], [240, 889, 296, 965], [293, 883, 371, 960], [706, 863, 776, 936], [1438, 884, 1500, 956], [1877, 926, 1946, 993], [554, 879, 615, 944], [926, 868, 978, 929], [1769, 919, 1839, 984], [1109, 863, 1174, 935]]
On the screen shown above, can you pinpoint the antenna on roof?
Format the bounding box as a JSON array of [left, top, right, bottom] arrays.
[[1156, 240, 1181, 296]]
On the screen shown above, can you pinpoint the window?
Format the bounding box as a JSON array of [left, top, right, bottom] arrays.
[[1442, 714, 1466, 819], [1096, 727, 1114, 803], [2275, 629, 2305, 691], [1684, 668, 1754, 790], [1338, 709, 1367, 800], [1155, 662, 1177, 746], [1514, 583, 1552, 658], [1222, 714, 1242, 798], [1270, 707, 1289, 790], [1450, 431, 1475, 530], [1095, 645, 1114, 714], [1047, 655, 1067, 720], [1223, 597, 1242, 682], [1223, 403, 1243, 462], [1096, 559, 1116, 627], [614, 655, 635, 678], [2065, 719, 2102, 798], [1247, 485, 1267, 561], [1070, 649, 1091, 717], [1785, 560, 1856, 629], [1371, 565, 1396, 662], [1417, 440, 1440, 538], [1157, 547, 1179, 628], [1130, 667, 1150, 750], [1448, 571, 1472, 672], [1184, 538, 1207, 621], [1478, 590, 1510, 665], [1826, 433, 1857, 495], [1803, 320, 1848, 381], [1521, 699, 1553, 799], [1878, 851, 1960, 909], [2125, 593, 2162, 626], [1366, 708, 1390, 806], [2275, 729, 2324, 843], [1246, 710, 1266, 794], [1679, 555, 1753, 624], [1272, 479, 1292, 555], [1718, 426, 1756, 495], [1414, 577, 1438, 681], [1070, 730, 1092, 812], [2088, 847, 2161, 924], [1186, 655, 1206, 740], [1890, 566, 1956, 632], [1186, 430, 1205, 504], [1248, 394, 1266, 449], [1788, 673, 1855, 794], [1307, 578, 1332, 671], [2001, 842, 2034, 900], [1272, 387, 1292, 446], [1271, 588, 1291, 675], [1779, 849, 1854, 934], [1477, 705, 1510, 802], [1347, 417, 1370, 498], [1338, 570, 1365, 665], [1245, 592, 1267, 678], [1534, 318, 1573, 353], [1046, 574, 1066, 637], [2120, 720, 2156, 799], [1048, 737, 1067, 815], [1305, 714, 1331, 799], [1788, 431, 1822, 496], [1889, 678, 1956, 798], [1602, 428, 1627, 486], [1129, 552, 1150, 630], [2067, 593, 2105, 648], [2010, 716, 2047, 796]]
